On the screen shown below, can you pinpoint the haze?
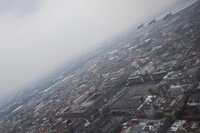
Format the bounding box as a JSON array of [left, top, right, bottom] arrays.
[[0, 0, 178, 100]]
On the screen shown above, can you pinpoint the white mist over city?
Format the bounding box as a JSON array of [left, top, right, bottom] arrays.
[[0, 0, 178, 99]]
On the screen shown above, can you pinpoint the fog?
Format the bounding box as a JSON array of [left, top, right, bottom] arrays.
[[0, 0, 178, 100]]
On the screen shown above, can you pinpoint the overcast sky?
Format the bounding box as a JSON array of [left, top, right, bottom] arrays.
[[0, 0, 179, 99]]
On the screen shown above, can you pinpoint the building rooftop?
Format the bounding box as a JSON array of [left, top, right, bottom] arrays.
[[122, 119, 164, 133], [168, 120, 200, 133]]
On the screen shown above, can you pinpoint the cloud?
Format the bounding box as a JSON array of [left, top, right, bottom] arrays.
[[0, 0, 40, 14], [0, 0, 178, 99]]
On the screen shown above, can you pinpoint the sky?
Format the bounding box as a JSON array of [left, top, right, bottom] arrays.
[[0, 0, 179, 100]]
